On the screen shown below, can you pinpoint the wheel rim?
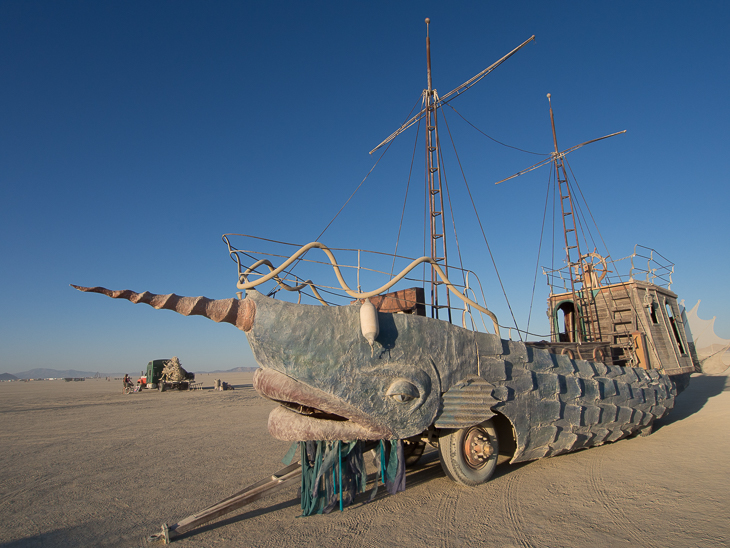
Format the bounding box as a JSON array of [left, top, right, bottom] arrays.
[[462, 425, 495, 470]]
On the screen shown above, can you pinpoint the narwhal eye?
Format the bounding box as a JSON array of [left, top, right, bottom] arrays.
[[385, 379, 420, 403]]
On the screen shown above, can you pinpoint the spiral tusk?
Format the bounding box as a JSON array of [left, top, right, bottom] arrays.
[[70, 285, 256, 332]]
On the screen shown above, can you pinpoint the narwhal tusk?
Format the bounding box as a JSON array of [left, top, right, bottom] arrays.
[[70, 284, 256, 332]]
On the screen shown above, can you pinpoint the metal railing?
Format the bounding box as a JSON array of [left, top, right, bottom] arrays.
[[628, 244, 674, 289], [542, 244, 674, 294], [221, 233, 501, 335]]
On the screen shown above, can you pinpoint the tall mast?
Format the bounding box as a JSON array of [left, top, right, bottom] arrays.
[[370, 26, 535, 323], [424, 18, 452, 321], [548, 93, 595, 342]]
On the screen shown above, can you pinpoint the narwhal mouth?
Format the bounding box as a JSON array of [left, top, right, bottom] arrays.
[[274, 401, 349, 422], [253, 368, 393, 441]]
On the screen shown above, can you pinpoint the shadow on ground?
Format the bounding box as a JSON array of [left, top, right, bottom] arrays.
[[1, 529, 76, 548], [655, 373, 728, 430], [0, 523, 139, 548], [169, 497, 301, 543], [161, 449, 451, 542]]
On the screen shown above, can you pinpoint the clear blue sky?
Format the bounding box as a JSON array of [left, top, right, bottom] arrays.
[[2, 1, 728, 374]]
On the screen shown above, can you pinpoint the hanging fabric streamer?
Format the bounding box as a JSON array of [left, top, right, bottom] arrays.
[[368, 439, 406, 501], [286, 439, 404, 516], [300, 441, 325, 516], [295, 440, 369, 516], [384, 439, 406, 494]]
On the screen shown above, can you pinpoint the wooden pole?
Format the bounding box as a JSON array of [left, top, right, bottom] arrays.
[[151, 462, 302, 544]]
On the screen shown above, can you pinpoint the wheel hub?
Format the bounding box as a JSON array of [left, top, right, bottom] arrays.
[[463, 426, 494, 469]]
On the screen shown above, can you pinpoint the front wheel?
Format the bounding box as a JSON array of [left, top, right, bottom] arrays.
[[438, 419, 499, 486]]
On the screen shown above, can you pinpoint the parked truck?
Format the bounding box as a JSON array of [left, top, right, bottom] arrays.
[[137, 357, 194, 391]]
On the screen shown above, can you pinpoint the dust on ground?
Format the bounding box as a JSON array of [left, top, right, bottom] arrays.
[[1, 372, 728, 547]]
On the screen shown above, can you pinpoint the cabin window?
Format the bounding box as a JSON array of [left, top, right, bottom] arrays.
[[650, 302, 658, 324], [643, 290, 659, 324], [665, 301, 687, 355], [556, 302, 576, 343]]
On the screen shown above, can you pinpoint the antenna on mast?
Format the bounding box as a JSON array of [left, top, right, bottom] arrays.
[[426, 18, 433, 92]]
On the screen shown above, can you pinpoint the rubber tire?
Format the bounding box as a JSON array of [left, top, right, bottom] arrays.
[[158, 382, 165, 392], [438, 419, 499, 486]]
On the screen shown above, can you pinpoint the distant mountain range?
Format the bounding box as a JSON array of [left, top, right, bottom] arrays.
[[197, 367, 258, 374], [3, 369, 113, 380], [1, 366, 258, 380]]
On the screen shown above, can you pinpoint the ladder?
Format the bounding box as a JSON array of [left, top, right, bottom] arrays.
[[549, 94, 598, 343], [424, 24, 452, 321], [610, 290, 635, 346]]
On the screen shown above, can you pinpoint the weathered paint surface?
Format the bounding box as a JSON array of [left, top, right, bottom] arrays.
[[245, 290, 676, 463]]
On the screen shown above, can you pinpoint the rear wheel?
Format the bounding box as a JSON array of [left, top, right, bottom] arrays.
[[438, 419, 499, 486]]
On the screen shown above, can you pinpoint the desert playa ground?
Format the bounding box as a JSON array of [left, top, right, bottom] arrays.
[[1, 371, 728, 547]]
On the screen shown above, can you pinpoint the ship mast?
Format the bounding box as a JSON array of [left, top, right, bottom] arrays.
[[370, 25, 535, 323], [424, 18, 452, 321], [548, 93, 596, 343]]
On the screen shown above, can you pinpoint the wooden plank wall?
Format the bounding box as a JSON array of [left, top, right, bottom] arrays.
[[550, 281, 694, 375]]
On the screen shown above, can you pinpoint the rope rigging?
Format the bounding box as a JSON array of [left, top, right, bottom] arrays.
[[284, 95, 423, 288], [389, 106, 422, 280], [525, 167, 554, 338], [439, 106, 524, 340], [231, 37, 626, 342], [445, 103, 548, 156], [312, 95, 422, 242]]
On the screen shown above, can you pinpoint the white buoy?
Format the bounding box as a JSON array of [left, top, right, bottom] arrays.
[[360, 298, 379, 356]]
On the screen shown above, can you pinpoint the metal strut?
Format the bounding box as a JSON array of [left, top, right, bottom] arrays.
[[148, 462, 302, 544]]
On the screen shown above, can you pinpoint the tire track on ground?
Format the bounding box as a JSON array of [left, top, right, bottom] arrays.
[[500, 468, 534, 548], [283, 479, 384, 548], [433, 487, 459, 548], [588, 454, 658, 548], [0, 473, 53, 508]]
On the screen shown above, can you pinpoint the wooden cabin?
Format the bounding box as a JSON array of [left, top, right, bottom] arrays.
[[542, 276, 696, 378]]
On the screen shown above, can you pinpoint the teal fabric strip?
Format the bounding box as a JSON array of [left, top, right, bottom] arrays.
[[300, 441, 327, 516], [299, 442, 310, 514], [282, 441, 299, 465], [293, 439, 399, 514], [338, 441, 343, 512], [386, 440, 399, 484]]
